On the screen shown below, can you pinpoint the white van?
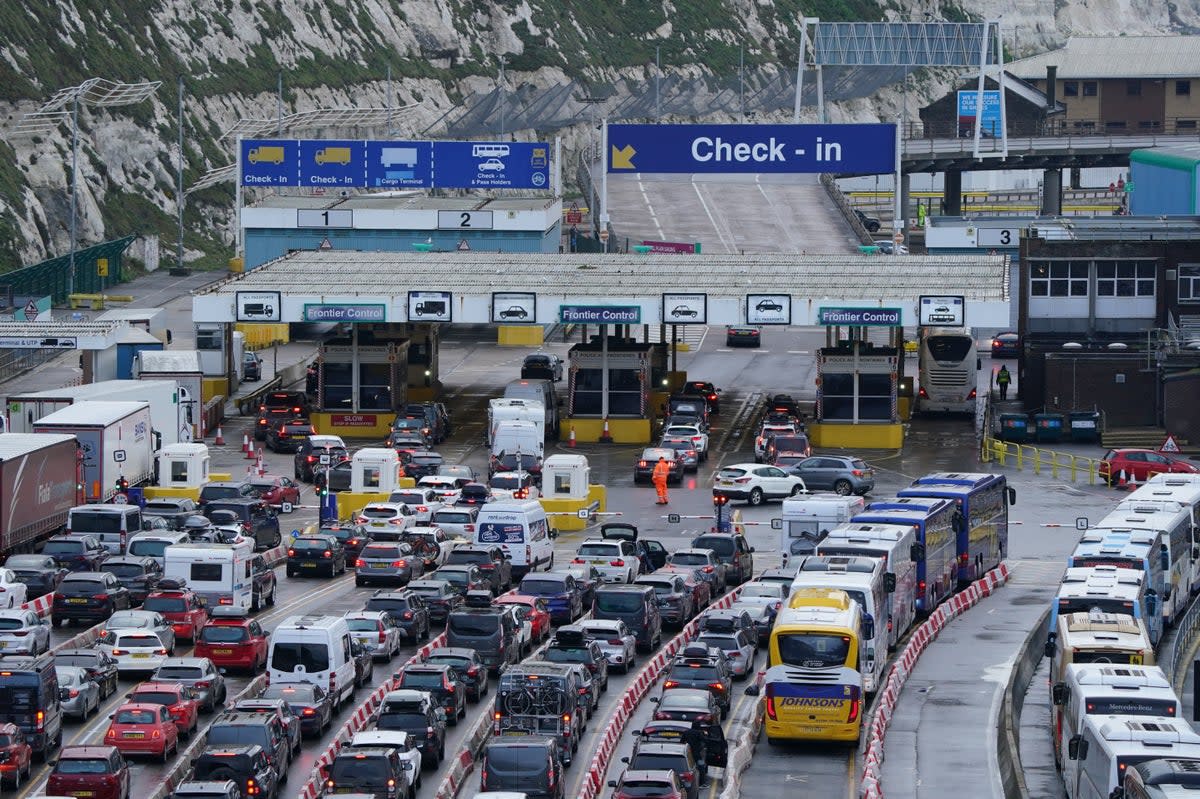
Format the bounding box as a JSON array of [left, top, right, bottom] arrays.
[[126, 531, 191, 567], [268, 615, 357, 709], [163, 540, 255, 610], [67, 505, 145, 555], [473, 500, 554, 579], [503, 379, 559, 437]]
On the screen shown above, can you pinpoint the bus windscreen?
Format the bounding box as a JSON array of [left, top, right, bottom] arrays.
[[1057, 598, 1135, 616], [926, 336, 973, 361], [776, 633, 852, 668]]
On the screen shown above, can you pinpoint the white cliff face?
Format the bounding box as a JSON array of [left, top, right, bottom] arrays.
[[0, 0, 1195, 267]]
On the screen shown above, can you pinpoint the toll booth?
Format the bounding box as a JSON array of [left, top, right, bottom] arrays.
[[310, 331, 410, 438], [539, 453, 607, 532], [810, 337, 903, 449], [565, 336, 665, 443]]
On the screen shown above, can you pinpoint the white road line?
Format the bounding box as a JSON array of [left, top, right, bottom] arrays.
[[786, 350, 810, 354], [638, 178, 665, 240], [691, 181, 735, 253], [755, 175, 803, 251]]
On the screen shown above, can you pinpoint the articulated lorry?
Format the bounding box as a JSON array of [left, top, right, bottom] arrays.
[[0, 433, 81, 556], [5, 379, 190, 447], [34, 400, 155, 503]]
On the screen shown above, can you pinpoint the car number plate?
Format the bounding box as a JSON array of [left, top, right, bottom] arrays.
[[719, 480, 734, 487], [213, 649, 233, 655], [68, 598, 88, 604], [800, 725, 825, 734], [371, 563, 390, 569], [357, 637, 373, 646], [132, 653, 150, 659], [301, 562, 317, 568], [76, 793, 95, 798], [124, 731, 145, 738], [0, 642, 7, 649], [503, 729, 530, 736]]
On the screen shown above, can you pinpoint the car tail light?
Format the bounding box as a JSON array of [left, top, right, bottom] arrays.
[[428, 726, 438, 737], [404, 611, 414, 620], [194, 680, 211, 689], [852, 469, 866, 476], [10, 630, 25, 637], [967, 389, 977, 400], [918, 387, 928, 398], [36, 710, 44, 731], [303, 707, 316, 716], [93, 593, 109, 601], [695, 713, 712, 722], [111, 649, 125, 656], [664, 680, 679, 689], [323, 550, 333, 558], [156, 648, 168, 655], [287, 549, 296, 557], [219, 596, 233, 605], [638, 460, 647, 467], [106, 726, 116, 739], [467, 666, 479, 677], [464, 525, 475, 532], [960, 553, 969, 565], [355, 559, 365, 568], [610, 559, 625, 567], [152, 728, 161, 739], [609, 638, 624, 645], [514, 488, 528, 499], [572, 557, 585, 564], [847, 698, 861, 723], [67, 688, 79, 698], [247, 778, 260, 795], [379, 630, 388, 642], [307, 455, 316, 463], [356, 516, 368, 524], [703, 566, 714, 573], [654, 711, 668, 720], [733, 477, 751, 484], [392, 560, 408, 568], [389, 519, 406, 526], [918, 580, 927, 594]]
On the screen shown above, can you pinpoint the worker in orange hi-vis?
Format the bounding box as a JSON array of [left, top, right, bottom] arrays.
[[652, 457, 672, 505]]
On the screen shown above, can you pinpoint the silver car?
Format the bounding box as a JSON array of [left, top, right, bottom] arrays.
[[103, 609, 177, 654], [0, 609, 50, 656], [55, 665, 101, 719], [355, 541, 422, 587], [696, 629, 756, 679], [579, 619, 637, 674], [344, 611, 404, 661], [152, 657, 227, 712]]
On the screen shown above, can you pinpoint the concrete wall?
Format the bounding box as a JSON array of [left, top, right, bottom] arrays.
[[1164, 372, 1200, 443], [1040, 353, 1158, 425]]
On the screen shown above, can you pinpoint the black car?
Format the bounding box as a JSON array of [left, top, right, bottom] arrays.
[[350, 639, 375, 688], [325, 746, 414, 797], [101, 556, 163, 604], [663, 644, 733, 716], [286, 534, 346, 578], [680, 381, 720, 413], [51, 572, 131, 626], [375, 690, 446, 768], [406, 451, 445, 480], [854, 208, 882, 233], [319, 522, 371, 560], [429, 565, 491, 597], [313, 460, 353, 492], [243, 351, 263, 381], [424, 647, 489, 702], [406, 580, 463, 626], [387, 417, 434, 449], [203, 499, 281, 551], [205, 712, 290, 778], [191, 745, 279, 799], [197, 481, 255, 509], [403, 402, 450, 443], [260, 682, 334, 738], [443, 546, 512, 594], [543, 625, 609, 692], [140, 498, 200, 531], [725, 325, 761, 347], [363, 589, 432, 641], [488, 453, 542, 484], [634, 448, 684, 486], [255, 406, 303, 442], [293, 439, 350, 483], [396, 664, 467, 723], [632, 720, 712, 776], [456, 483, 492, 506], [266, 420, 314, 454], [41, 535, 108, 572], [4, 554, 67, 599], [54, 648, 120, 699], [637, 574, 696, 628]]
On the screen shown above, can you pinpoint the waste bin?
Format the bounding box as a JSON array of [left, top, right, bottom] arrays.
[[1068, 411, 1101, 443], [998, 413, 1029, 443], [1034, 412, 1066, 444]]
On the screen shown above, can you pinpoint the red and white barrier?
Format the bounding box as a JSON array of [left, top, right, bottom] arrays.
[[858, 562, 1011, 799]]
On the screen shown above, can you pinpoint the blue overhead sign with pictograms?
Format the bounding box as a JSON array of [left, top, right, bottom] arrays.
[[239, 139, 550, 189], [606, 123, 897, 175], [298, 140, 366, 187], [241, 139, 300, 186], [432, 141, 551, 190], [366, 141, 433, 188]]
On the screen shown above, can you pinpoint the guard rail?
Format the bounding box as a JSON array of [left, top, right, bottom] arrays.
[[981, 437, 1109, 485]]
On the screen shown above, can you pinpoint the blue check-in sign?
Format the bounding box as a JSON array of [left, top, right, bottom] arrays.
[[559, 305, 641, 324], [299, 140, 366, 187], [242, 140, 299, 186], [304, 304, 386, 323]]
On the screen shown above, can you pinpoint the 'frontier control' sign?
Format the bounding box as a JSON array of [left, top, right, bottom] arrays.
[[303, 304, 386, 323], [817, 307, 902, 327], [559, 305, 641, 324]]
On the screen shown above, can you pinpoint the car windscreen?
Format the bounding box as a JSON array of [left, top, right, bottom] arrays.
[[434, 511, 473, 524], [645, 582, 678, 596], [0, 618, 27, 631], [595, 592, 644, 613], [206, 724, 268, 747], [53, 758, 110, 774], [402, 672, 448, 689], [104, 563, 148, 578], [117, 634, 162, 648], [699, 635, 738, 650], [200, 625, 249, 643], [271, 642, 329, 673], [576, 544, 620, 558], [544, 648, 589, 664], [392, 492, 427, 505], [42, 541, 83, 555], [485, 744, 549, 773], [670, 553, 708, 566], [775, 633, 852, 668], [69, 511, 125, 534], [143, 596, 187, 612], [450, 614, 499, 635], [619, 779, 678, 797], [60, 578, 105, 594], [1057, 598, 1135, 616], [361, 546, 402, 559], [377, 711, 427, 729], [331, 756, 391, 782], [4, 556, 49, 569], [489, 475, 527, 490], [132, 691, 179, 706], [154, 666, 204, 681], [740, 585, 781, 599], [520, 579, 566, 595], [128, 540, 172, 558], [201, 487, 246, 501], [290, 538, 330, 551], [630, 753, 688, 772], [115, 708, 157, 724], [361, 508, 398, 519], [692, 537, 735, 556], [346, 618, 382, 633], [671, 664, 720, 681], [446, 551, 488, 564]]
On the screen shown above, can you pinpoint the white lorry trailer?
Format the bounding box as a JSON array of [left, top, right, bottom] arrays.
[[33, 400, 155, 503], [5, 379, 190, 447], [486, 398, 546, 446]]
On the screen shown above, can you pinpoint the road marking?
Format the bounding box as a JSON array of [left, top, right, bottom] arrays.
[[786, 350, 810, 355], [692, 182, 735, 253], [639, 179, 665, 240]]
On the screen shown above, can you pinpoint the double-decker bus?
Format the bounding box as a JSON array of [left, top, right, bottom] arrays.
[[758, 588, 868, 744], [899, 472, 1014, 587], [852, 498, 958, 614]]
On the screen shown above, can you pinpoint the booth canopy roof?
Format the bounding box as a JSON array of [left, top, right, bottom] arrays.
[[197, 251, 1010, 301]]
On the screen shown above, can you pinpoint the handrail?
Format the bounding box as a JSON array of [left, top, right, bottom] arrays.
[[981, 436, 1111, 486]]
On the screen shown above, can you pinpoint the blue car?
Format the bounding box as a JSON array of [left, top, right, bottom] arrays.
[[517, 573, 582, 624]]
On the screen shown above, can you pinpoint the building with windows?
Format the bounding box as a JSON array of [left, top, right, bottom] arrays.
[[1007, 36, 1200, 133]]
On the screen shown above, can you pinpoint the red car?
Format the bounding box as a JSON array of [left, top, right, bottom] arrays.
[[494, 594, 552, 643], [47, 745, 130, 799], [142, 579, 208, 642], [128, 681, 200, 739], [193, 606, 269, 672], [0, 723, 31, 788], [1098, 448, 1200, 483], [105, 702, 179, 761], [249, 475, 302, 511], [609, 769, 686, 799]]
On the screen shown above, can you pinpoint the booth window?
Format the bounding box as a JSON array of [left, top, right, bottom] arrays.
[[170, 461, 188, 482], [572, 368, 603, 415], [555, 474, 572, 495], [821, 373, 855, 420], [858, 373, 893, 421], [359, 364, 392, 410], [362, 466, 381, 489], [321, 362, 353, 410]]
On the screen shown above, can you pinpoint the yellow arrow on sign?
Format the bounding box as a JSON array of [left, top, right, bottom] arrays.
[[611, 144, 636, 170]]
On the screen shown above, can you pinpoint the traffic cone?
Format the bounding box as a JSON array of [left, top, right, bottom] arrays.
[[242, 433, 250, 454], [599, 417, 613, 444], [1116, 469, 1127, 488], [214, 426, 225, 446], [245, 441, 256, 459], [1126, 470, 1140, 490], [568, 425, 576, 448]]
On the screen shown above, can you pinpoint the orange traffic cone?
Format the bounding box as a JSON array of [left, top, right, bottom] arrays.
[[245, 439, 256, 459], [600, 417, 613, 444], [256, 449, 265, 477], [242, 433, 250, 454], [1126, 470, 1140, 490], [1116, 469, 1127, 488], [568, 425, 576, 448], [215, 426, 225, 446]]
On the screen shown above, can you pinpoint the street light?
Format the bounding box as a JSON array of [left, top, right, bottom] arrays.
[[14, 78, 161, 297]]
